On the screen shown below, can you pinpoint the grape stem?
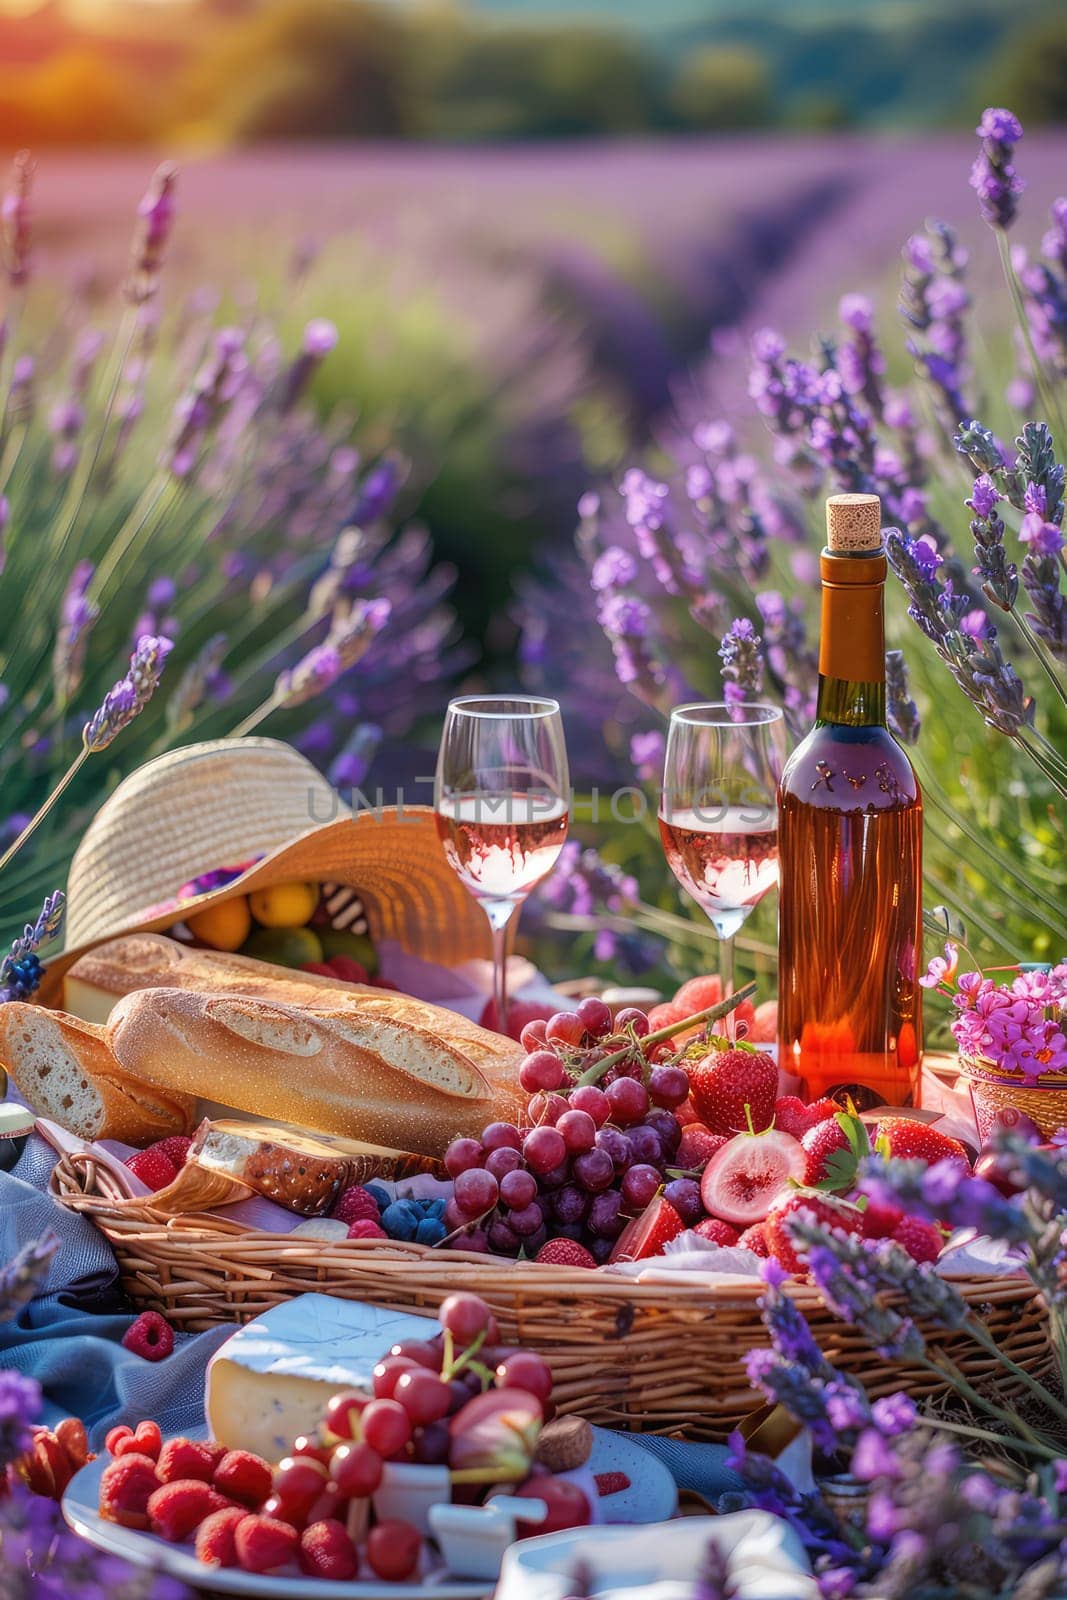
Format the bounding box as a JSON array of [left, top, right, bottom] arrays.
[[574, 981, 758, 1088]]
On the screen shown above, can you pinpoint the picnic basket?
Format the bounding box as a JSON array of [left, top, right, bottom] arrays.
[[52, 1148, 1051, 1442]]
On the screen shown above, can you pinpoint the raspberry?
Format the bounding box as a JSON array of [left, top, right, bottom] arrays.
[[195, 1506, 247, 1568], [862, 1199, 904, 1239], [148, 1479, 233, 1542], [773, 1096, 820, 1141], [122, 1311, 175, 1362], [693, 1217, 739, 1247], [105, 1425, 133, 1456], [157, 1437, 219, 1485], [891, 1216, 944, 1264], [235, 1512, 300, 1574], [807, 1099, 841, 1125], [113, 1420, 163, 1460], [125, 1148, 178, 1192], [347, 1218, 387, 1240], [594, 1471, 630, 1496], [98, 1453, 161, 1528], [332, 1185, 381, 1226], [300, 1518, 360, 1579], [738, 1224, 770, 1257], [213, 1449, 273, 1508], [155, 1135, 193, 1169], [676, 1124, 727, 1170]]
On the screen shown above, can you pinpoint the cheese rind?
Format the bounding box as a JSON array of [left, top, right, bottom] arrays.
[[205, 1293, 436, 1461]]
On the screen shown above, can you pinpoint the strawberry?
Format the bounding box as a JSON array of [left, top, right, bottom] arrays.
[[801, 1118, 851, 1186], [874, 1118, 971, 1171], [774, 1096, 839, 1141], [763, 1193, 862, 1276], [861, 1199, 903, 1239], [98, 1453, 161, 1528], [157, 1437, 219, 1485], [112, 1420, 163, 1461], [687, 1047, 777, 1136], [300, 1519, 360, 1580], [125, 1148, 178, 1192], [608, 1196, 685, 1263], [693, 1217, 739, 1247], [148, 1479, 233, 1542], [747, 998, 778, 1044], [196, 1506, 247, 1568], [213, 1449, 273, 1508], [738, 1223, 770, 1257], [675, 1124, 727, 1170], [891, 1216, 944, 1264], [155, 1136, 193, 1170], [235, 1512, 300, 1574], [535, 1238, 597, 1268]]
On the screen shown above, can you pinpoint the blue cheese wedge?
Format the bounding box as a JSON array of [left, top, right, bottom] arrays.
[[205, 1294, 436, 1461]]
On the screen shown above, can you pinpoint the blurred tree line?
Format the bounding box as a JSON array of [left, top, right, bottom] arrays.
[[0, 0, 1063, 145]]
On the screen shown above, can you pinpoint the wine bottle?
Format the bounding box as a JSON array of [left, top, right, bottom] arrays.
[[777, 493, 923, 1107]]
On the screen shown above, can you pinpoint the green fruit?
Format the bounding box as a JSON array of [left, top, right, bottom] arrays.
[[240, 925, 324, 969], [318, 927, 378, 976]]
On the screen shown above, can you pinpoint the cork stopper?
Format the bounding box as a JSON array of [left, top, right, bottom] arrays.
[[826, 493, 882, 553]]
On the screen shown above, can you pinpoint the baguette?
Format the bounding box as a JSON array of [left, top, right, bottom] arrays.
[[107, 986, 525, 1154], [0, 1003, 196, 1144]]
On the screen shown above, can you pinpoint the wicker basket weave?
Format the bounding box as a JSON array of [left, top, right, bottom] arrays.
[[960, 1053, 1067, 1140], [52, 1151, 1052, 1442]]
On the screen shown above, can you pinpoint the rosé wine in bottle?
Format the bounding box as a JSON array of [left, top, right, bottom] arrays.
[[434, 793, 569, 902], [777, 494, 923, 1108], [658, 806, 779, 941]]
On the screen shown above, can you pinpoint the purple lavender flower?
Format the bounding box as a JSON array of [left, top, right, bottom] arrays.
[[630, 727, 665, 780], [718, 617, 764, 707], [885, 649, 920, 746], [276, 318, 339, 412], [838, 293, 886, 416], [0, 1368, 41, 1467], [124, 161, 178, 304], [971, 108, 1025, 230], [591, 546, 638, 591], [82, 635, 174, 753], [0, 1231, 60, 1323], [967, 475, 1018, 612], [52, 560, 99, 704]]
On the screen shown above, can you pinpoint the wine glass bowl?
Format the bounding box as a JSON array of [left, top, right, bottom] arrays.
[[660, 701, 787, 1004], [435, 695, 569, 1033]]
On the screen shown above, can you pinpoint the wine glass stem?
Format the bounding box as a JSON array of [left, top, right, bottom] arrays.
[[484, 900, 518, 1031], [719, 932, 736, 1039]]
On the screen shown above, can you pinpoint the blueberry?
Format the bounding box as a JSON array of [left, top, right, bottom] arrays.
[[382, 1202, 418, 1242], [416, 1217, 447, 1246], [428, 1198, 447, 1218], [365, 1183, 391, 1209]]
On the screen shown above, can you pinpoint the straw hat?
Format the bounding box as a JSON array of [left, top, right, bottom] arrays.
[[41, 737, 490, 1000]]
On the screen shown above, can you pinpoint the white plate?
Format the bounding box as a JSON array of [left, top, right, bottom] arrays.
[[62, 1425, 675, 1596]]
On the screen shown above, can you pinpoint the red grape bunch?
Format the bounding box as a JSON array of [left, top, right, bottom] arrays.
[[443, 997, 704, 1263]]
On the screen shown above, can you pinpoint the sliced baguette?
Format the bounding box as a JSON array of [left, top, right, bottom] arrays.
[[0, 1002, 196, 1144], [106, 987, 525, 1154]]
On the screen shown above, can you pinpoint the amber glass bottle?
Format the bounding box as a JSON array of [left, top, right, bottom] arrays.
[[777, 494, 923, 1107]]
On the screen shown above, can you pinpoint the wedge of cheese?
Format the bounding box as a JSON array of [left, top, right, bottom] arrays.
[[205, 1294, 436, 1461]]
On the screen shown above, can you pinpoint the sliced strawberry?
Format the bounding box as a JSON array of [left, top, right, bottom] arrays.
[[608, 1196, 685, 1263]]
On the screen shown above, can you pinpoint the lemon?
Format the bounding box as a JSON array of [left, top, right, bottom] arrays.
[[249, 880, 320, 928], [187, 895, 253, 951]]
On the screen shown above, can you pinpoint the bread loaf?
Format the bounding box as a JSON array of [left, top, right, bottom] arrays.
[[186, 1117, 439, 1215], [64, 935, 369, 1023], [106, 986, 524, 1154], [0, 1003, 196, 1144]]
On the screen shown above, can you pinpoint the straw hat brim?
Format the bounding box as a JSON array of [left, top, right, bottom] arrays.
[[40, 808, 493, 1006]]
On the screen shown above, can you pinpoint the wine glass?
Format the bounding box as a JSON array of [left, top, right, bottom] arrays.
[[435, 695, 569, 1034], [659, 702, 787, 1022]]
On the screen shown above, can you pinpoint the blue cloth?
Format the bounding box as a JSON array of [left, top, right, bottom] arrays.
[[0, 1132, 230, 1448], [0, 1131, 744, 1501]]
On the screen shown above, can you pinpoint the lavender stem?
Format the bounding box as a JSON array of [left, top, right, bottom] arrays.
[[996, 230, 1066, 437], [0, 746, 88, 876]]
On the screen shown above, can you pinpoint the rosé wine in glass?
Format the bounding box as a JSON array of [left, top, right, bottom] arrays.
[[435, 696, 569, 1036], [435, 793, 569, 902], [658, 805, 779, 941]]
